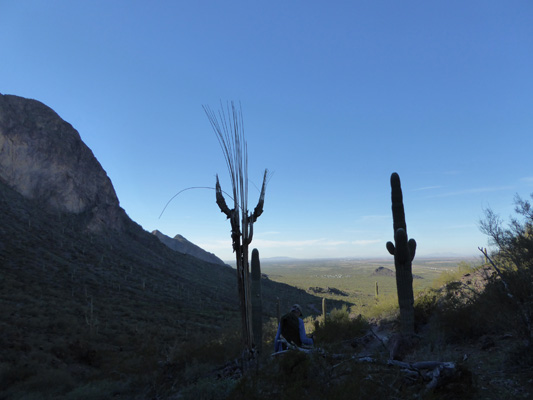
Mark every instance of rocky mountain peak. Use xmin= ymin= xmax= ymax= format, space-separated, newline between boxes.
xmin=152 ymin=230 xmax=227 ymax=266
xmin=0 ymin=93 xmax=126 ymax=231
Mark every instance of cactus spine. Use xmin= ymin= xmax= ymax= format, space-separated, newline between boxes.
xmin=251 ymin=248 xmax=263 ymax=356
xmin=386 ymin=172 xmax=416 ymax=334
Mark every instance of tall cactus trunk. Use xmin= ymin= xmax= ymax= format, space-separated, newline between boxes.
xmin=251 ymin=248 xmax=263 ymax=356
xmin=386 ymin=172 xmax=416 ymax=335
xmin=276 ymin=297 xmax=281 ymax=325
xmin=322 ymin=298 xmax=327 ymax=325
xmin=205 ymin=102 xmax=268 ymax=361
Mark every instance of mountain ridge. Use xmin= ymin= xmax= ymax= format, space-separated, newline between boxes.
xmin=152 ymin=230 xmax=226 ymax=266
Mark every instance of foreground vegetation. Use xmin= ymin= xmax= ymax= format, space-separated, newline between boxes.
xmin=2 ymin=182 xmax=533 ymax=399
xmin=0 ymin=181 xmax=320 ymax=399
xmin=194 ymin=193 xmax=533 ymax=399
xmin=220 ymin=256 xmax=532 ymax=400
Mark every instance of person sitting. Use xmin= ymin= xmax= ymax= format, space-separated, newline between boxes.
xmin=274 ymin=304 xmax=314 ymax=352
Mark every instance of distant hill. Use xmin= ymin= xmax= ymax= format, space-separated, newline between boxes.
xmin=152 ymin=230 xmax=226 ymax=266
xmin=372 ymin=266 xmax=395 ymax=277
xmin=372 ymin=266 xmax=423 ymax=279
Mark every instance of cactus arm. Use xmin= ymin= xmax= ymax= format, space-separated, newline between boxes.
xmin=251 ymin=169 xmax=268 ymax=223
xmin=408 ymin=239 xmax=417 ymax=261
xmin=386 ymin=241 xmax=395 ymax=255
xmin=215 ymin=174 xmax=232 ymax=218
xmin=244 ymin=217 xmax=253 ymax=246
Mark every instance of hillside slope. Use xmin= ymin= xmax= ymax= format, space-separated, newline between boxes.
xmin=0 ymin=94 xmax=321 ymax=398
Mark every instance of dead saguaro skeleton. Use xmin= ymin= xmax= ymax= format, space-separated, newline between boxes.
xmin=204 ymin=102 xmax=268 ymax=357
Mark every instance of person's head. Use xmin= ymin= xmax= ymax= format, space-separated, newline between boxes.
xmin=290 ymin=304 xmax=303 ymax=317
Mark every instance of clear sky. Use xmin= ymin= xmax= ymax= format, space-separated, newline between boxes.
xmin=1 ymin=1 xmax=532 ymax=261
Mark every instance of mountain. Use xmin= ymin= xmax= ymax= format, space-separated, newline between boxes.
xmin=0 ymin=93 xmax=126 ymax=231
xmin=0 ymin=93 xmax=323 ymax=399
xmin=152 ymin=230 xmax=227 ymax=266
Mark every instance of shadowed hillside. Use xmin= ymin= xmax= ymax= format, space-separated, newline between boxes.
xmin=0 ymin=177 xmax=326 ymax=398
xmin=0 ymin=94 xmax=325 ymax=398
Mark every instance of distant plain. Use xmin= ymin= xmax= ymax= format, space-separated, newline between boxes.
xmin=258 ymin=256 xmax=481 ymax=315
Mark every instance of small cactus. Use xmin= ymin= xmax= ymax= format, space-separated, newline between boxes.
xmin=386 ymin=172 xmax=416 ymax=334
xmin=251 ymin=248 xmax=262 ymax=356
xmin=322 ymin=298 xmax=327 ymax=325
xmin=276 ymin=297 xmax=280 ymax=325
xmin=375 ymin=281 xmax=379 ymax=297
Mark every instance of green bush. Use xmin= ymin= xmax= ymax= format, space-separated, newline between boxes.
xmin=314 ymin=305 xmax=368 ymax=347
xmin=480 ymin=193 xmax=533 ymax=342
xmin=366 ymin=293 xmax=400 ymax=322
xmin=414 ymin=288 xmax=440 ymax=326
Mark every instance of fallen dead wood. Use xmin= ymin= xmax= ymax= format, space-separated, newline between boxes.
xmin=354 ymin=357 xmax=457 ymax=393
xmin=272 ymin=346 xmax=459 ymax=393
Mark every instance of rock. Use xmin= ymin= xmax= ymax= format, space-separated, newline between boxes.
xmin=0 ymin=93 xmax=126 ymax=231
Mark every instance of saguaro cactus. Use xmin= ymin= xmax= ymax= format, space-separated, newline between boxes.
xmin=276 ymin=297 xmax=281 ymax=325
xmin=322 ymin=298 xmax=327 ymax=325
xmin=386 ymin=172 xmax=416 ymax=334
xmin=251 ymin=248 xmax=263 ymax=356
xmin=205 ymin=102 xmax=268 ymax=358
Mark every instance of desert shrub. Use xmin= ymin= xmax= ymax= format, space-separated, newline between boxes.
xmin=414 ymin=281 xmax=493 ymax=342
xmin=0 ymin=362 xmax=36 ymax=389
xmin=314 ymin=305 xmax=368 ymax=346
xmin=262 ymin=317 xmax=282 ymax=356
xmin=150 ymin=326 xmax=244 ymax=397
xmin=21 ymin=369 xmax=76 ymax=398
xmin=366 ymin=293 xmax=400 ymax=321
xmin=63 ymin=380 xmax=129 ymax=400
xmin=431 ymin=261 xmax=477 ymax=289
xmin=167 ymin=327 xmax=242 ymax=368
xmin=230 ymin=352 xmax=330 ymax=400
xmin=414 ymin=288 xmax=440 ymax=326
xmin=230 ymin=351 xmax=425 ymax=400
xmin=180 ymin=377 xmax=236 ymax=400
xmin=414 ymin=268 xmax=525 ymax=343
xmin=480 ymin=193 xmax=533 ymax=343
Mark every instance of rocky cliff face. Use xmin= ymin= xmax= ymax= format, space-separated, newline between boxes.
xmin=152 ymin=230 xmax=227 ymax=266
xmin=0 ymin=93 xmax=126 ymax=231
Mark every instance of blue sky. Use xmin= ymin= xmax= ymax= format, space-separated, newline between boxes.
xmin=1 ymin=1 xmax=532 ymax=261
